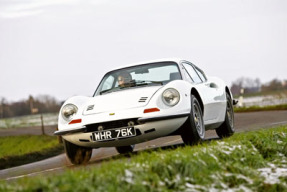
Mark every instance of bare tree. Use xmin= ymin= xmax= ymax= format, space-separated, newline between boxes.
xmin=0 ymin=97 xmax=4 ymax=118
xmin=262 ymin=78 xmax=283 ymax=92
xmin=231 ymin=77 xmax=261 ymax=96
xmin=0 ymin=95 xmax=61 ymax=118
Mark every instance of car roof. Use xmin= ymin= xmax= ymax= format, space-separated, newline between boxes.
xmin=110 ymin=58 xmax=184 ymax=71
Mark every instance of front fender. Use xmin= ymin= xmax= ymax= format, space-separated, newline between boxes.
xmin=58 ymin=96 xmax=90 ymax=129
xmin=146 ymin=80 xmax=193 ymax=114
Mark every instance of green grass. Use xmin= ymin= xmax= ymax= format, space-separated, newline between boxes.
xmin=1 ymin=126 xmax=287 ymax=191
xmin=234 ymin=104 xmax=287 ymax=113
xmin=0 ymin=135 xmax=63 ymax=169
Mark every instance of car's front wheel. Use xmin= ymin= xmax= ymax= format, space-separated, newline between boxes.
xmin=116 ymin=145 xmax=134 ymax=154
xmin=63 ymin=139 xmax=92 ymax=165
xmin=215 ymin=93 xmax=235 ymax=138
xmin=181 ymin=95 xmax=205 ymax=145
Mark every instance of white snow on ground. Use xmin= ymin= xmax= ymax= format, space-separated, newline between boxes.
xmin=209 ymin=185 xmax=253 ymax=192
xmin=258 ymin=166 xmax=287 ymax=184
xmin=124 ymin=169 xmax=134 ymax=184
xmin=216 ymin=141 xmax=244 ymax=155
xmin=185 ymin=183 xmax=207 ymax=192
xmin=209 ymin=153 xmax=219 ymax=161
xmin=223 ymin=173 xmax=254 ymax=184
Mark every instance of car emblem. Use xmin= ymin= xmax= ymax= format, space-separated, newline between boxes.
xmin=98 ymin=125 xmax=104 ymax=131
xmin=109 ymin=113 xmax=115 ymax=116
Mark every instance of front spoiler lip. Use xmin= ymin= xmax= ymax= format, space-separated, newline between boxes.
xmin=54 ymin=126 xmax=86 ymax=136
xmin=54 ymin=113 xmax=190 ymax=136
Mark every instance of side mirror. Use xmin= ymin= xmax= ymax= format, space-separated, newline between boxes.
xmin=209 ymin=82 xmax=218 ymax=88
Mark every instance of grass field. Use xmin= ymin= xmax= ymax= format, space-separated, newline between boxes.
xmin=0 ymin=126 xmax=286 ymax=191
xmin=234 ymin=104 xmax=287 ymax=113
xmin=0 ymin=135 xmax=63 ymax=169
xmin=0 ymin=113 xmax=58 ymax=129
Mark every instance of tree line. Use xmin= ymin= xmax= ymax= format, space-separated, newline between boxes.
xmin=1 ymin=78 xmax=286 ymax=118
xmin=0 ymin=95 xmax=61 ymax=118
xmin=231 ymin=78 xmax=287 ymax=96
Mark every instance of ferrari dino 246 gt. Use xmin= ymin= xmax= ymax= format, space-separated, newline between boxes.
xmin=55 ymin=59 xmax=236 ymax=164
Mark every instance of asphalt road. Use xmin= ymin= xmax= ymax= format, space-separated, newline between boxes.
xmin=1 ymin=110 xmax=287 ymax=180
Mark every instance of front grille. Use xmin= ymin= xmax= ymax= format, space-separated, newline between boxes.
xmin=87 ymin=105 xmax=94 ymax=111
xmin=86 ymin=118 xmax=139 ymax=132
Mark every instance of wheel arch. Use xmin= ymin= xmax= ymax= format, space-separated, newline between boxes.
xmin=190 ymin=88 xmax=204 ymax=115
xmin=225 ymin=86 xmax=232 ymax=98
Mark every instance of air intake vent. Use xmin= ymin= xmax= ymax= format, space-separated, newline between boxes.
xmin=138 ymin=97 xmax=148 ymax=102
xmin=87 ymin=105 xmax=94 ymax=111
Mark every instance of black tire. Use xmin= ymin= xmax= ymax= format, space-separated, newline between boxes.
xmin=181 ymin=95 xmax=205 ymax=145
xmin=216 ymin=93 xmax=235 ymax=138
xmin=116 ymin=145 xmax=135 ymax=154
xmin=63 ymin=139 xmax=92 ymax=165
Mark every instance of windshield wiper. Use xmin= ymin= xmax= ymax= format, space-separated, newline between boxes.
xmin=100 ymin=80 xmax=163 ymax=95
xmin=136 ymin=80 xmax=163 ymax=85
xmin=100 ymin=85 xmax=133 ymax=95
xmin=100 ymin=87 xmax=119 ymax=95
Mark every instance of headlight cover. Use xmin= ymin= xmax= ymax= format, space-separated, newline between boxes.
xmin=61 ymin=104 xmax=78 ymax=121
xmin=162 ymin=88 xmax=180 ymax=106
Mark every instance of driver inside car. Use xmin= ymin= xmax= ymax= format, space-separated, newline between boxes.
xmin=117 ymin=72 xmax=133 ymax=87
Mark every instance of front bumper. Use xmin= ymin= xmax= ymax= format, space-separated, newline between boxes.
xmin=54 ymin=113 xmax=189 ymax=136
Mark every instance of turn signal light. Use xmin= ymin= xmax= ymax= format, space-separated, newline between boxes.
xmin=69 ymin=119 xmax=82 ymax=125
xmin=144 ymin=108 xmax=160 ymax=113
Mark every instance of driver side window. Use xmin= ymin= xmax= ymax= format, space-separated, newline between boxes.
xmin=101 ymin=75 xmax=115 ymax=91
xmin=182 ymin=63 xmax=202 ymax=83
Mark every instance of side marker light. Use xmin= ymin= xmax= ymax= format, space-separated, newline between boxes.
xmin=69 ymin=119 xmax=82 ymax=125
xmin=144 ymin=108 xmax=160 ymax=113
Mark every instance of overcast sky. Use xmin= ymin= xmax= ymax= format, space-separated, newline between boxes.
xmin=0 ymin=0 xmax=286 ymax=102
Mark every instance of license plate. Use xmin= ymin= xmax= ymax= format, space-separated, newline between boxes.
xmin=92 ymin=127 xmax=136 ymax=141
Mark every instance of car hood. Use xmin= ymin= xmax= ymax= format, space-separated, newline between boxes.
xmin=82 ymin=86 xmax=161 ymax=115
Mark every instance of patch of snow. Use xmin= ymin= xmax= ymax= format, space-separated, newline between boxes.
xmin=267 ymin=163 xmax=276 ymax=168
xmin=217 ymin=141 xmax=226 ymax=146
xmin=224 ymin=173 xmax=253 ymax=184
xmin=236 ymin=185 xmax=253 ymax=192
xmin=209 ymin=153 xmax=219 ymax=161
xmin=124 ymin=169 xmax=133 ymax=184
xmin=278 ymin=153 xmax=284 ymax=157
xmin=258 ymin=167 xmax=287 ymax=184
xmin=175 ymin=174 xmax=181 ymax=183
xmin=199 ymin=159 xmax=207 ymax=166
xmin=209 ymin=186 xmax=252 ymax=192
xmin=185 ymin=183 xmax=207 ymax=192
xmin=220 ymin=145 xmax=243 ymax=155
xmin=159 ymin=181 xmax=165 ymax=186
xmin=201 ymin=148 xmax=207 ymax=153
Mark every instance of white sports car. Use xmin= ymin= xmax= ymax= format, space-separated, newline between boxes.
xmin=55 ymin=58 xmax=236 ymax=164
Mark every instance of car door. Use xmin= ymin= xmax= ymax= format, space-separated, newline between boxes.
xmin=181 ymin=62 xmax=222 ymax=121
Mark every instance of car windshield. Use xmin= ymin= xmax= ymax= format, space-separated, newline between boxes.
xmin=94 ymin=62 xmax=181 ymax=96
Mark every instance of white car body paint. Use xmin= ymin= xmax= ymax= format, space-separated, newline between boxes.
xmin=56 ymin=58 xmax=232 ymax=148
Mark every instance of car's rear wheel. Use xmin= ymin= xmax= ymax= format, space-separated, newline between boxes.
xmin=215 ymin=93 xmax=235 ymax=138
xmin=181 ymin=95 xmax=205 ymax=145
xmin=116 ymin=145 xmax=134 ymax=154
xmin=63 ymin=139 xmax=92 ymax=165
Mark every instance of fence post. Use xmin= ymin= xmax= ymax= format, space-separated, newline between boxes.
xmin=238 ymin=88 xmax=244 ymax=107
xmin=40 ymin=114 xmax=45 ymax=135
